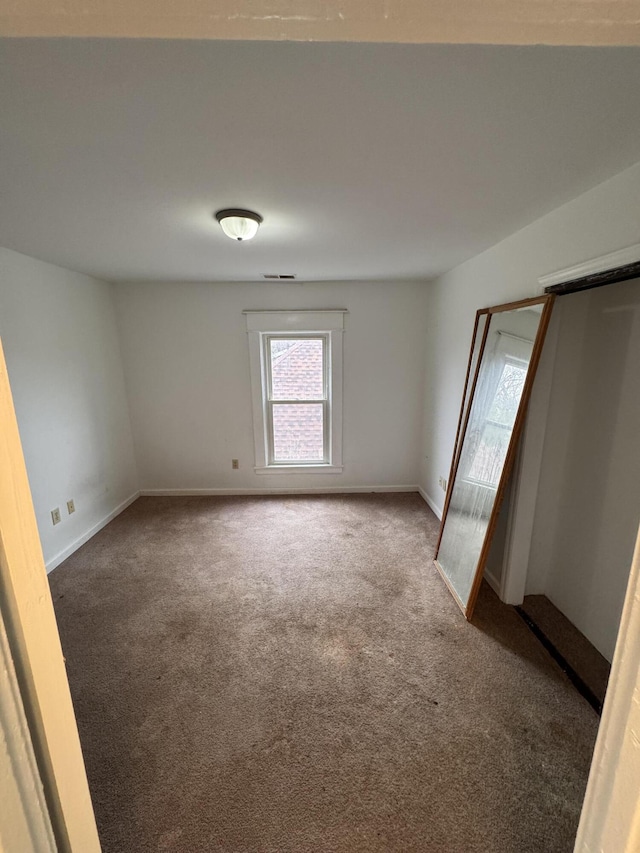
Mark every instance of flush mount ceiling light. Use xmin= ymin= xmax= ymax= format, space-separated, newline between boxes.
xmin=215 ymin=208 xmax=263 ymax=241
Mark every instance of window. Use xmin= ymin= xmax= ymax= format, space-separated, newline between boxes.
xmin=466 ymin=357 xmax=528 ymax=487
xmin=460 ymin=329 xmax=533 ymax=490
xmin=245 ymin=310 xmax=345 ymax=473
xmin=267 ymin=336 xmax=327 ymax=463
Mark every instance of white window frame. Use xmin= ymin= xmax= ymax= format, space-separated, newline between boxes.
xmin=264 ymin=334 xmax=329 ymax=466
xmin=244 ymin=310 xmax=346 ymax=474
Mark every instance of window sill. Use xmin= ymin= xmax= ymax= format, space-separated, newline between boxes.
xmin=254 ymin=464 xmax=343 ymax=475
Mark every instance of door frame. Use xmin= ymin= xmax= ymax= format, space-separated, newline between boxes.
xmin=574 ymin=522 xmax=640 ymax=851
xmin=0 ymin=339 xmax=101 ymax=851
xmin=500 ymin=243 xmax=640 ymax=605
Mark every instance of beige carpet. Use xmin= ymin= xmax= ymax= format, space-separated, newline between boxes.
xmin=49 ymin=494 xmax=599 ymax=852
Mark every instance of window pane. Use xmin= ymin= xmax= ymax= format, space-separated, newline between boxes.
xmin=270 ymin=338 xmax=324 ymax=400
xmin=272 ymin=403 xmax=324 ymax=462
xmin=487 ymin=362 xmax=527 ymax=425
xmin=467 ymin=361 xmax=527 ymax=486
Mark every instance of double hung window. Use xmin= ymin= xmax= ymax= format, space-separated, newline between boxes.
xmin=466 ymin=356 xmax=528 ymax=487
xmin=265 ymin=336 xmax=328 ymax=464
xmin=245 ymin=310 xmax=345 ymax=473
xmin=461 ymin=331 xmax=533 ymax=489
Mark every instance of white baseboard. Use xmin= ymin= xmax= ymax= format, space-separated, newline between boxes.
xmin=46 ymin=492 xmax=140 ymax=573
xmin=139 ymin=485 xmax=420 ymax=497
xmin=417 ymin=486 xmax=443 ymax=520
xmin=484 ymin=568 xmax=502 ymax=597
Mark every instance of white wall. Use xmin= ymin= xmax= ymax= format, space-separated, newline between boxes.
xmin=526 ymin=280 xmax=640 ymax=661
xmin=114 ymin=279 xmax=430 ymax=492
xmin=0 ymin=248 xmax=138 ymax=570
xmin=420 ymin=159 xmax=640 ymax=513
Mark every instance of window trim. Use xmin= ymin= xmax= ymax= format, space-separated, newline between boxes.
xmin=244 ymin=310 xmax=346 ymax=474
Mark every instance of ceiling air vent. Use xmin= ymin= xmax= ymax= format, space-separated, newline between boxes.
xmin=263 ymin=274 xmax=296 ymax=280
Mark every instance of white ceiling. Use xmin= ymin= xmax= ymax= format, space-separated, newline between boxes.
xmin=1 ymin=39 xmax=640 ymax=282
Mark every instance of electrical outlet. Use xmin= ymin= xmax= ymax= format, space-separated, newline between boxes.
xmin=231 ymin=459 xmax=239 ymax=470
xmin=438 ymin=476 xmax=448 ymax=492
xmin=51 ymin=508 xmax=61 ymax=525
xmin=67 ymin=499 xmax=75 ymax=514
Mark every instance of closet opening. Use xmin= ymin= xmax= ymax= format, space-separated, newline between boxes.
xmin=492 ymin=266 xmax=640 ymax=716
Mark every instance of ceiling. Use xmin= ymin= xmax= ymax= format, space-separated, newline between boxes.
xmin=1 ymin=39 xmax=640 ymax=282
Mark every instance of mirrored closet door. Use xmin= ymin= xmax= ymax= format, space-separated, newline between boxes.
xmin=434 ymin=295 xmax=555 ymax=619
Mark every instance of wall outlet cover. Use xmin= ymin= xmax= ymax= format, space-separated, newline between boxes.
xmin=67 ymin=499 xmax=75 ymax=514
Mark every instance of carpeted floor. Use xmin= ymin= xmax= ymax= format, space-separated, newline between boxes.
xmin=49 ymin=494 xmax=599 ymax=852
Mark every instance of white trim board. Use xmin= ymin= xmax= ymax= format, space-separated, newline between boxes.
xmin=243 ymin=309 xmax=348 ymax=332
xmin=242 ymin=308 xmax=348 ymax=316
xmin=254 ymin=465 xmax=344 ymax=475
xmin=45 ymin=492 xmax=140 ymax=573
xmin=538 ymin=242 xmax=640 ymax=289
xmin=140 ymin=486 xmax=420 ymax=497
xmin=484 ymin=568 xmax=502 ymax=597
xmin=418 ymin=487 xmax=443 ymax=520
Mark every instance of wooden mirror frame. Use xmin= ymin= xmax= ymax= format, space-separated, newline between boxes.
xmin=434 ymin=294 xmax=556 ymax=620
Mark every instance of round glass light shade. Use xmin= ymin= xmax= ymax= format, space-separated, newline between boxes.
xmin=215 ymin=209 xmax=262 ymax=241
